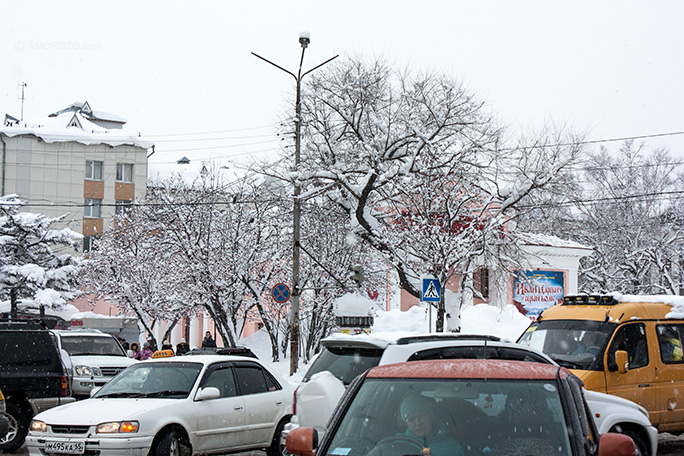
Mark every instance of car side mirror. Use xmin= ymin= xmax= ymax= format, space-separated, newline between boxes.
xmin=615 ymin=350 xmax=629 ymax=374
xmin=195 ymin=387 xmax=220 ymax=401
xmin=286 ymin=427 xmax=319 ymax=456
xmin=598 ymin=431 xmax=636 ymax=456
xmin=89 ymin=387 xmax=101 ymax=398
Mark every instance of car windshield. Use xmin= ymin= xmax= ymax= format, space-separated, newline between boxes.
xmin=517 ymin=320 xmax=615 ymax=371
xmin=324 ymin=378 xmax=572 ymax=456
xmin=61 ymin=335 xmax=126 ymax=356
xmin=303 ymin=346 xmax=384 ymax=385
xmin=94 ymin=362 xmax=203 ymax=399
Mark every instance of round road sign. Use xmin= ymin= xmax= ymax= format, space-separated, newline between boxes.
xmin=272 ymin=283 xmax=291 ymax=303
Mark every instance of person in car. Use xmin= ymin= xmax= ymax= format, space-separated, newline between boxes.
xmin=393 ymin=394 xmax=464 ymax=456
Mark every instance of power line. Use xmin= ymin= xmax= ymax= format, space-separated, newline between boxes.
xmin=15 ymin=188 xmax=684 ymax=212
xmin=142 ymin=124 xmax=278 ymax=138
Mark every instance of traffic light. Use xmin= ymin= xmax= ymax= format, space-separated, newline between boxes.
xmin=349 ymin=265 xmax=365 ymax=287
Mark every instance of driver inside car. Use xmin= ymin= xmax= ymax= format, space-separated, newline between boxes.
xmin=370 ymin=394 xmax=464 ymax=456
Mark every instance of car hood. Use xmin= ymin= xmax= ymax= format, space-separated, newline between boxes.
xmin=35 ymin=398 xmax=179 ymax=424
xmin=583 ymin=389 xmax=649 ymax=417
xmin=69 ymin=355 xmax=137 ymax=367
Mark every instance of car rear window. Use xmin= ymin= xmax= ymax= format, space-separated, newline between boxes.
xmin=303 ymin=346 xmax=384 ymax=385
xmin=407 ymin=346 xmax=551 ymax=364
xmin=0 ymin=332 xmax=57 ymax=366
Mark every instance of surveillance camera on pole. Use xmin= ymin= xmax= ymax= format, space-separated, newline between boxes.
xmin=350 ymin=265 xmax=365 ymax=287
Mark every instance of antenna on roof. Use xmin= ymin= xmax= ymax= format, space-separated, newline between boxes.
xmin=17 ymin=82 xmax=27 ymax=121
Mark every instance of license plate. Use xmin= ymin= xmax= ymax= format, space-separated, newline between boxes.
xmin=44 ymin=440 xmax=85 ymax=454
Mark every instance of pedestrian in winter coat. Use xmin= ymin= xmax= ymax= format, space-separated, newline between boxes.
xmin=135 ymin=342 xmax=153 ymax=360
xmin=176 ymin=338 xmax=190 ymax=355
xmin=161 ymin=339 xmax=174 ymax=353
xmin=128 ymin=342 xmax=140 ymax=358
xmin=202 ymin=331 xmax=216 ymax=348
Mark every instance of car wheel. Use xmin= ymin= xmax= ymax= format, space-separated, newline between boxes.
xmin=152 ymin=429 xmax=186 ymax=456
xmin=610 ymin=426 xmax=649 ymax=456
xmin=0 ymin=401 xmax=30 ymax=453
xmin=267 ymin=419 xmax=289 ymax=456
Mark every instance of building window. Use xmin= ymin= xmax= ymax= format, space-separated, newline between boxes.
xmin=116 ymin=163 xmax=133 ymax=183
xmin=85 ymin=160 xmax=103 ymax=180
xmin=115 ymin=200 xmax=132 ymax=215
xmin=83 ymin=235 xmax=99 ymax=252
xmin=84 ymin=198 xmax=102 ymax=218
xmin=474 ymin=267 xmax=490 ymax=299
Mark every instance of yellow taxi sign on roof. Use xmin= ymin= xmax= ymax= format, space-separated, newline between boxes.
xmin=152 ymin=349 xmax=175 ymax=358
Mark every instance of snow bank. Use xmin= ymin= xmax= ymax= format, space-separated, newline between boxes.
xmin=334 ymin=294 xmax=373 ymax=316
xmin=460 ymin=303 xmax=532 ymax=342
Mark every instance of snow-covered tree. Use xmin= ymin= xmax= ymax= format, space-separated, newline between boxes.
xmin=78 ymin=203 xmax=193 ymax=346
xmin=290 ymin=58 xmax=584 ymax=330
xmin=569 ymin=142 xmax=681 ymax=293
xmin=0 ymin=195 xmax=82 ymax=317
xmin=297 ymin=196 xmax=385 ymax=362
xmin=517 ymin=140 xmax=684 ymax=294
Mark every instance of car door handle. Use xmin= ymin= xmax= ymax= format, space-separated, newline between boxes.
xmin=275 ymin=400 xmax=283 ymax=405
xmin=234 ymin=406 xmax=244 ymax=411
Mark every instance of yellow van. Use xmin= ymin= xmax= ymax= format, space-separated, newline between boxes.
xmin=517 ymin=294 xmax=684 ymax=434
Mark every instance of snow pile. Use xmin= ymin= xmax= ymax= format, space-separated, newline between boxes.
xmin=0 ymin=299 xmax=80 ymax=320
xmin=334 ymin=294 xmax=374 ymax=316
xmin=460 ymin=303 xmax=534 ymax=342
xmin=371 ymin=305 xmax=431 ymax=334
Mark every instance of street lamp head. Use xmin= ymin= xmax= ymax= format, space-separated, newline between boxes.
xmin=299 ymin=31 xmax=310 ymax=49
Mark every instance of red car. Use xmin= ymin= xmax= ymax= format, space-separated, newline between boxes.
xmin=287 ymin=359 xmax=635 ymax=456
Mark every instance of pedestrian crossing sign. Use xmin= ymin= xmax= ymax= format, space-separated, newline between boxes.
xmin=422 ymin=278 xmax=441 ymax=302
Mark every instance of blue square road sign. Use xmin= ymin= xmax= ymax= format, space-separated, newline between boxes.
xmin=422 ymin=278 xmax=441 ymax=302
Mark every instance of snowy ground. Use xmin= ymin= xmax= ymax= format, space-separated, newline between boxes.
xmin=242 ymin=303 xmax=534 ymax=384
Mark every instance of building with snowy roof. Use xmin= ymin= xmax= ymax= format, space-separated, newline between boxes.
xmin=393 ymin=230 xmax=594 ymax=325
xmin=0 ymin=101 xmax=153 ymax=251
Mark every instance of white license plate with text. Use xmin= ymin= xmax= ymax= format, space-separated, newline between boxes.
xmin=44 ymin=440 xmax=85 ymax=454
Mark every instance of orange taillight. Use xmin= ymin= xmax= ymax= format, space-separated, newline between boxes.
xmin=61 ymin=375 xmax=68 ymax=397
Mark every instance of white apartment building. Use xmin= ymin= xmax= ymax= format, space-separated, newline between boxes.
xmin=1 ymin=101 xmax=152 ymax=251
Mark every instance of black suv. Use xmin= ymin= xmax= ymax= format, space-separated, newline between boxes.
xmin=0 ymin=320 xmax=74 ymax=452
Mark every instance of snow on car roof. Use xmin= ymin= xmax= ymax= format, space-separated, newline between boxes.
xmin=609 ymin=292 xmax=684 ymax=319
xmin=367 ymin=359 xmax=565 ymax=380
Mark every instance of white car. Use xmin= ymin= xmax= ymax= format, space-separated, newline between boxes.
xmin=26 ymin=355 xmax=294 ymax=456
xmin=50 ymin=329 xmax=137 ymax=398
xmin=285 ymin=333 xmax=657 ymax=456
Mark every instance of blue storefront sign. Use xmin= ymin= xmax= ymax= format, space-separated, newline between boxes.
xmin=513 ymin=270 xmax=565 ymax=318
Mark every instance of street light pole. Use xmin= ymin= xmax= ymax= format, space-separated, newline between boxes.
xmin=252 ymin=33 xmax=338 ymax=375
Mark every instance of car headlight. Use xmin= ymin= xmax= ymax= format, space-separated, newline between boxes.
xmin=30 ymin=420 xmax=47 ymax=433
xmin=74 ymin=365 xmax=102 ymax=377
xmin=96 ymin=421 xmax=139 ymax=433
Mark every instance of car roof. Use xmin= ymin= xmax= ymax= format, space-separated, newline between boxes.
xmin=379 ymin=337 xmax=555 ymax=364
xmin=51 ymin=329 xmax=111 ymax=337
xmin=367 ymin=359 xmax=567 ymax=381
xmin=136 ymin=354 xmax=274 ymax=369
xmin=321 ymin=333 xmax=505 ymax=350
xmin=135 ymin=354 xmax=291 ymax=386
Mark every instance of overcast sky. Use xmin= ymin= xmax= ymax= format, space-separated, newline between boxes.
xmin=2 ymin=1 xmax=683 ymax=178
